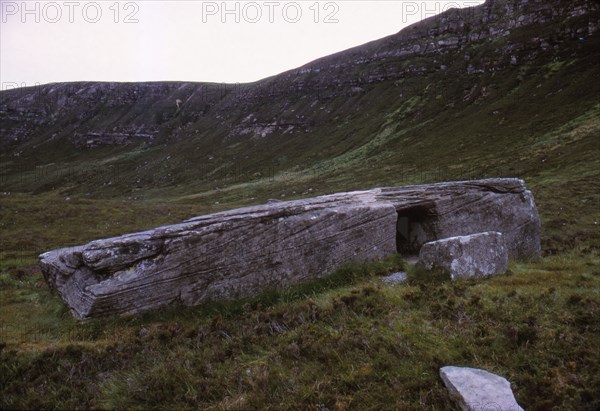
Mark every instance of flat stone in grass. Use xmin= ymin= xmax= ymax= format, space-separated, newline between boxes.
xmin=381 ymin=272 xmax=407 ymax=285
xmin=440 ymin=366 xmax=524 ymax=411
xmin=418 ymin=231 xmax=508 ymax=280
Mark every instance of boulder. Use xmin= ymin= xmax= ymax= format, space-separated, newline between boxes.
xmin=41 ymin=191 xmax=398 ymax=319
xmin=418 ymin=231 xmax=509 ymax=280
xmin=440 ymin=366 xmax=524 ymax=411
xmin=40 ymin=178 xmax=541 ymax=318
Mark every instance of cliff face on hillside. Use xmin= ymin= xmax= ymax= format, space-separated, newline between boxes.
xmin=0 ymin=0 xmax=598 ymax=199
xmin=1 ymin=0 xmax=596 ymax=149
xmin=255 ymin=0 xmax=597 ymax=92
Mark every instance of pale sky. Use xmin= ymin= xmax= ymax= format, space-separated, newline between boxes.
xmin=0 ymin=0 xmax=484 ymax=87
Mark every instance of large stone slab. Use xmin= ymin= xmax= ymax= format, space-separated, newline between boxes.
xmin=440 ymin=366 xmax=524 ymax=411
xmin=418 ymin=232 xmax=509 ymax=280
xmin=41 ymin=191 xmax=398 ymax=319
xmin=40 ymin=178 xmax=541 ymax=318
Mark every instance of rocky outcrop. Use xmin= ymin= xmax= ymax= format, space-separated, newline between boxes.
xmin=440 ymin=366 xmax=524 ymax=411
xmin=40 ymin=178 xmax=541 ymax=319
xmin=418 ymin=232 xmax=509 ymax=280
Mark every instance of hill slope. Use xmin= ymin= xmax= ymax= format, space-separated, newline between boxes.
xmin=1 ymin=0 xmax=598 ymax=199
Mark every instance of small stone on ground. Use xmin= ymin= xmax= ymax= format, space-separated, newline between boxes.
xmin=440 ymin=366 xmax=524 ymax=411
xmin=381 ymin=272 xmax=407 ymax=285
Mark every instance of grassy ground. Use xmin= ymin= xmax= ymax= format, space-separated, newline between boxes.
xmin=1 ymin=120 xmax=599 ymax=410
xmin=1 ymin=159 xmax=599 ymax=409
xmin=0 ymin=102 xmax=599 ymax=408
xmin=1 ymin=251 xmax=598 ymax=410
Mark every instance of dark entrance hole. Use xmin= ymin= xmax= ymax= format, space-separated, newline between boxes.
xmin=396 ymin=205 xmax=435 ymax=255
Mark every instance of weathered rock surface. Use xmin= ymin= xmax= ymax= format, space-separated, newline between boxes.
xmin=40 ymin=178 xmax=541 ymax=319
xmin=380 ymin=180 xmax=541 ymax=260
xmin=418 ymin=232 xmax=509 ymax=280
xmin=440 ymin=366 xmax=524 ymax=411
xmin=42 ymin=191 xmax=397 ymax=319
